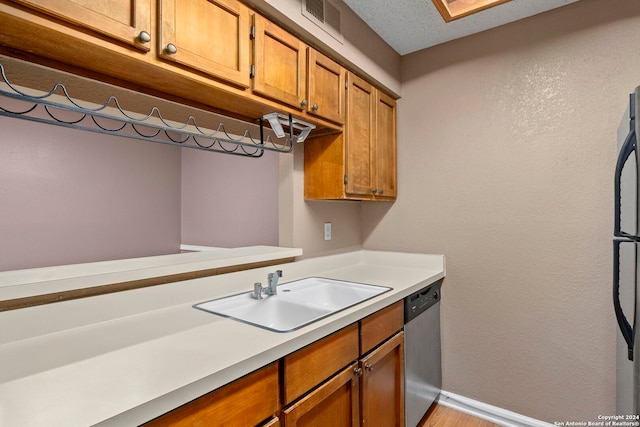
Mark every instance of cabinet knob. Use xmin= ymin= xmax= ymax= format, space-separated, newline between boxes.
xmin=378 ymin=190 xmax=384 ymax=195
xmin=300 ymin=99 xmax=308 ymax=108
xmin=138 ymin=31 xmax=151 ymax=43
xmin=353 ymin=366 xmax=363 ymax=377
xmin=165 ymin=43 xmax=178 ymax=55
xmin=312 ymin=103 xmax=319 ymax=111
xmin=371 ymin=188 xmax=378 ymax=194
xmin=365 ymin=363 xmax=373 ymax=371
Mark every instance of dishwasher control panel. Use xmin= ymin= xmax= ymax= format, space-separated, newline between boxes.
xmin=404 ymin=279 xmax=442 ymax=323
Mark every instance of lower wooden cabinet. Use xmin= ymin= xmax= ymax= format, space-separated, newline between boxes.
xmin=142 ymin=302 xmax=404 ymax=427
xmin=283 ymin=323 xmax=359 ymax=404
xmin=282 ymin=362 xmax=360 ymax=427
xmin=262 ymin=417 xmax=281 ymax=427
xmin=360 ymin=332 xmax=405 ymax=427
xmin=143 ymin=362 xmax=279 ymax=427
xmin=283 ymin=302 xmax=405 ymax=427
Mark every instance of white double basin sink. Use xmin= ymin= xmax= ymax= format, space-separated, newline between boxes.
xmin=194 ymin=277 xmax=391 ymax=332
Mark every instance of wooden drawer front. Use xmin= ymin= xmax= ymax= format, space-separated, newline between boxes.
xmin=282 ymin=362 xmax=360 ymax=427
xmin=144 ymin=362 xmax=279 ymax=427
xmin=261 ymin=416 xmax=280 ymax=427
xmin=283 ymin=323 xmax=359 ymax=404
xmin=360 ymin=301 xmax=403 ymax=355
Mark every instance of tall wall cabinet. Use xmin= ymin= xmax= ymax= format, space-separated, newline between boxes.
xmin=304 ymin=72 xmax=397 ymax=201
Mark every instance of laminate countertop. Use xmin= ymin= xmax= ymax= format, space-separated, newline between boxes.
xmin=0 ymin=249 xmax=445 ymax=426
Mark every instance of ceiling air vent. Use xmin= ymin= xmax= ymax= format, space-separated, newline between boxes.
xmin=302 ymin=0 xmax=343 ymax=43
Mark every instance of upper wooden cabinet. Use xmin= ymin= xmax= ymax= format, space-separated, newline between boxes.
xmin=374 ymin=90 xmax=398 ymax=198
xmin=9 ymin=0 xmax=152 ymax=51
xmin=251 ymin=14 xmax=307 ymax=110
xmin=304 ymin=72 xmax=397 ymax=201
xmin=306 ymin=47 xmax=345 ymax=124
xmin=158 ymin=0 xmax=251 ymax=88
xmin=345 ymin=73 xmax=397 ymax=200
xmin=345 ymin=73 xmax=376 ymax=197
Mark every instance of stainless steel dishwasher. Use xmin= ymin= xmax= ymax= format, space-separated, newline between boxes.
xmin=404 ymin=279 xmax=442 ymax=427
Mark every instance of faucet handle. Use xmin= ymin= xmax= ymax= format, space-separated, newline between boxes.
xmin=251 ymin=282 xmax=263 ymax=299
xmin=276 ymin=270 xmax=282 ymax=278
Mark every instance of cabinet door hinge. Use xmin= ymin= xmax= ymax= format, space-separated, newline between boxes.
xmin=250 ymin=25 xmax=256 ymax=40
xmin=250 ymin=64 xmax=255 ymax=79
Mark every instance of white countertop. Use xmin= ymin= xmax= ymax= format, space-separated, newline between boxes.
xmin=0 ymin=250 xmax=445 ymax=426
xmin=0 ymin=246 xmax=302 ymax=301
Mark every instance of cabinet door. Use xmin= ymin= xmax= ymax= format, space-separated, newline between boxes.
xmin=345 ymin=72 xmax=375 ymax=198
xmin=10 ymin=0 xmax=151 ymax=50
xmin=374 ymin=91 xmax=397 ymax=199
xmin=360 ymin=332 xmax=405 ymax=427
xmin=282 ymin=363 xmax=360 ymax=427
xmin=144 ymin=363 xmax=279 ymax=427
xmin=307 ymin=48 xmax=345 ymax=124
xmin=159 ymin=0 xmax=251 ymax=88
xmin=252 ymin=14 xmax=307 ymax=109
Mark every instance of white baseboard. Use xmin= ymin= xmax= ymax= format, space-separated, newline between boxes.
xmin=438 ymin=391 xmax=554 ymax=427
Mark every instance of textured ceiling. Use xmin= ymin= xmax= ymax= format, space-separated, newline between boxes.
xmin=341 ymin=0 xmax=582 ymax=55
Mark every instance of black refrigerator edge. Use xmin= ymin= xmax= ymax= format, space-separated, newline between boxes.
xmin=614 ymin=86 xmax=640 ymax=416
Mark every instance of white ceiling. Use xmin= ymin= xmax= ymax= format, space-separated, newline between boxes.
xmin=340 ymin=0 xmax=582 ymax=55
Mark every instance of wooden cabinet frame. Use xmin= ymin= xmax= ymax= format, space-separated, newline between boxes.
xmin=10 ymin=0 xmax=151 ymax=50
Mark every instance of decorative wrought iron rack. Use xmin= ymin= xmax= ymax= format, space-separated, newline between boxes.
xmin=0 ymin=63 xmax=315 ymax=158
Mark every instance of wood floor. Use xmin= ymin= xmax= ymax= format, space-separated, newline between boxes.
xmin=417 ymin=404 xmax=502 ymax=427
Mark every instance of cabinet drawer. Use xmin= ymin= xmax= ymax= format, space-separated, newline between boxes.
xmin=360 ymin=301 xmax=403 ymax=355
xmin=144 ymin=362 xmax=279 ymax=427
xmin=283 ymin=323 xmax=359 ymax=404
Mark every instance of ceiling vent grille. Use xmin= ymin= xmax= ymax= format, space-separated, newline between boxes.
xmin=305 ymin=0 xmax=325 ymax=22
xmin=302 ymin=0 xmax=343 ymax=43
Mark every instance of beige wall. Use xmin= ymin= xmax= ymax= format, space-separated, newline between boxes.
xmin=0 ymin=116 xmax=182 ymax=271
xmin=279 ymin=145 xmax=362 ymax=258
xmin=362 ymin=0 xmax=640 ymax=421
xmin=181 ymin=149 xmax=279 ymax=248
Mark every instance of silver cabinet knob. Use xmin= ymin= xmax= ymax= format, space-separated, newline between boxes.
xmin=378 ymin=190 xmax=384 ymax=195
xmin=365 ymin=363 xmax=373 ymax=371
xmin=165 ymin=43 xmax=178 ymax=54
xmin=300 ymin=99 xmax=308 ymax=108
xmin=371 ymin=188 xmax=378 ymax=194
xmin=312 ymin=103 xmax=318 ymax=111
xmin=138 ymin=31 xmax=151 ymax=43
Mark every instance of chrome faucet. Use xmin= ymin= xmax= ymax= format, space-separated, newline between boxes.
xmin=266 ymin=270 xmax=282 ymax=296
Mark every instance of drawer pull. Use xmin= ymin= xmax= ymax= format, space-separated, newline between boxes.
xmin=138 ymin=31 xmax=151 ymax=43
xmin=165 ymin=43 xmax=178 ymax=55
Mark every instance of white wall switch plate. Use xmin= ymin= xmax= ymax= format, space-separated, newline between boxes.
xmin=324 ymin=222 xmax=332 ymax=240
